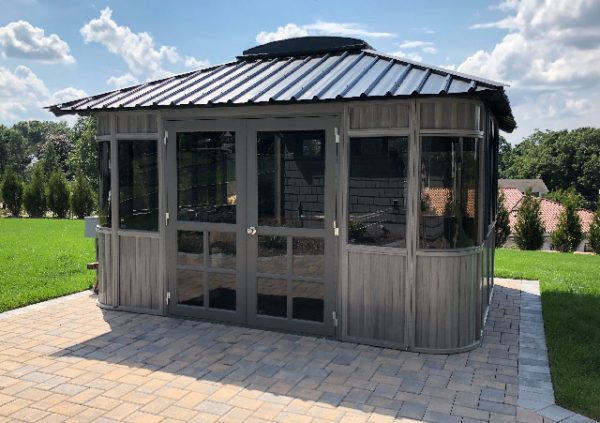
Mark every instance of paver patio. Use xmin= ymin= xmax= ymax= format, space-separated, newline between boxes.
xmin=0 ymin=279 xmax=594 ymax=422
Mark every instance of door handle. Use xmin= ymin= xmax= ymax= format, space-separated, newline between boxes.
xmin=246 ymin=226 xmax=257 ymax=236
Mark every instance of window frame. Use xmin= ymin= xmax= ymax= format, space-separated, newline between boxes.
xmin=417 ymin=134 xmax=483 ymax=251
xmin=117 ymin=138 xmax=160 ymax=232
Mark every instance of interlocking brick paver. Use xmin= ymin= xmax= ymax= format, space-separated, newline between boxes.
xmin=0 ymin=281 xmax=591 ymax=423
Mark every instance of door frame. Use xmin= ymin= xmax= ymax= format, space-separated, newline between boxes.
xmin=165 ymin=118 xmax=247 ymax=324
xmin=245 ymin=117 xmax=338 ymax=337
xmin=165 ymin=116 xmax=339 ymax=337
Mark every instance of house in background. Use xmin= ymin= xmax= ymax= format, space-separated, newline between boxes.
xmin=501 ymin=187 xmax=594 ymax=252
xmin=499 ymin=178 xmax=548 ymax=197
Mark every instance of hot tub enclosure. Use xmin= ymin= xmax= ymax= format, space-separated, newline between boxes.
xmin=49 ymin=37 xmax=515 ymax=353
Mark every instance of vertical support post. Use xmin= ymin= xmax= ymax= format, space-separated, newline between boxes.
xmin=338 ymin=106 xmax=350 ymax=340
xmin=274 ymin=134 xmax=282 ymax=225
xmin=110 ymin=113 xmax=119 ymax=308
xmin=157 ymin=112 xmax=166 ymax=315
xmin=405 ymin=99 xmax=419 ymax=349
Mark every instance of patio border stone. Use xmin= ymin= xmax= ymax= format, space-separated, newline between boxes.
xmin=508 ymin=278 xmax=597 ymax=423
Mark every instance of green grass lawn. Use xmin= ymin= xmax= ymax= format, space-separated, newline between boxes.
xmin=495 ymin=248 xmax=600 ymax=420
xmin=0 ymin=218 xmax=95 ymax=313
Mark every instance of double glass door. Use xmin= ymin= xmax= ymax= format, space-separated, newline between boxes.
xmin=166 ymin=118 xmax=336 ymax=336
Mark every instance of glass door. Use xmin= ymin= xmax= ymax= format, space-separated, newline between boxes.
xmin=166 ymin=120 xmax=246 ymax=323
xmin=246 ymin=118 xmax=337 ymax=336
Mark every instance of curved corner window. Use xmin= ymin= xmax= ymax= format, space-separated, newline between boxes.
xmin=420 ymin=136 xmax=479 ymax=249
xmin=98 ymin=141 xmax=111 ymax=228
xmin=118 ymin=139 xmax=158 ymax=231
xmin=348 ymin=136 xmax=409 ymax=247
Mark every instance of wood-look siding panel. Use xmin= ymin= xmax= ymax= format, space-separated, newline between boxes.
xmin=420 ymin=101 xmax=481 ymax=131
xmin=415 ymin=253 xmax=480 ymax=349
xmin=97 ymin=231 xmax=113 ymax=306
xmin=96 ymin=115 xmax=110 ymax=136
xmin=116 ymin=114 xmax=158 ymax=134
xmin=119 ymin=235 xmax=160 ymax=310
xmin=347 ymin=250 xmax=406 ymax=345
xmin=349 ymin=104 xmax=410 ymax=129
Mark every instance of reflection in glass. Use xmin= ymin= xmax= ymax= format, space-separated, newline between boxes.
xmin=118 ymin=140 xmax=158 ymax=231
xmin=98 ymin=141 xmax=111 ymax=227
xmin=292 ymin=238 xmax=324 ymax=278
xmin=177 ymin=269 xmax=204 ymax=306
xmin=177 ymin=132 xmax=236 ymax=223
xmin=208 ymin=273 xmax=236 ymax=310
xmin=292 ymin=282 xmax=324 ymax=322
xmin=258 ymin=236 xmax=287 ymax=274
xmin=177 ymin=231 xmax=204 ymax=266
xmin=208 ymin=232 xmax=236 ymax=269
xmin=257 ymin=131 xmax=325 ymax=228
xmin=257 ymin=278 xmax=287 ymax=318
xmin=348 ymin=137 xmax=408 ymax=247
xmin=420 ymin=137 xmax=479 ymax=249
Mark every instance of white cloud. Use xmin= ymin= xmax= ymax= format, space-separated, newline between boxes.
xmin=397 ymin=40 xmax=437 ymax=56
xmin=412 ymin=26 xmax=436 ymax=35
xmin=398 ymin=40 xmax=434 ymax=49
xmin=107 ymin=73 xmax=139 ymax=89
xmin=388 ymin=50 xmax=423 ymax=62
xmin=459 ymin=0 xmax=600 ymax=142
xmin=184 ymin=56 xmax=210 ymax=69
xmin=81 ymin=7 xmax=208 ymax=81
xmin=0 ymin=65 xmax=84 ymax=122
xmin=51 ymin=87 xmax=87 ymax=104
xmin=256 ymin=21 xmax=395 ymax=44
xmin=0 ymin=20 xmax=74 ymax=63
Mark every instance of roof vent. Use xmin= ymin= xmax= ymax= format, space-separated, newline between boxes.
xmin=240 ymin=36 xmax=372 ymax=59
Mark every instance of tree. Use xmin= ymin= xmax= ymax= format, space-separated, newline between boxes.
xmin=589 ymin=201 xmax=600 ymax=254
xmin=498 ymin=136 xmax=513 ymax=178
xmin=47 ymin=172 xmax=70 ymax=218
xmin=23 ymin=165 xmax=47 ymax=217
xmin=551 ymin=192 xmax=583 ymax=252
xmin=1 ymin=168 xmax=23 ymax=216
xmin=546 ymin=187 xmax=585 ymax=208
xmin=495 ymin=190 xmax=511 ymax=247
xmin=67 ymin=116 xmax=98 ymax=189
xmin=70 ymin=169 xmax=94 ymax=218
xmin=0 ymin=126 xmax=30 ymax=177
xmin=38 ymin=132 xmax=72 ymax=175
xmin=513 ymin=189 xmax=545 ymax=250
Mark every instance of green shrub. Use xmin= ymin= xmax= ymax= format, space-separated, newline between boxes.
xmin=1 ymin=168 xmax=23 ymax=216
xmin=47 ymin=172 xmax=70 ymax=218
xmin=514 ymin=189 xmax=545 ymax=250
xmin=70 ymin=170 xmax=94 ymax=219
xmin=588 ymin=202 xmax=600 ymax=254
xmin=495 ymin=190 xmax=511 ymax=247
xmin=22 ymin=166 xmax=47 ymax=218
xmin=550 ymin=192 xmax=583 ymax=252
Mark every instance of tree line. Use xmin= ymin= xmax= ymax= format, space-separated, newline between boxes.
xmin=0 ymin=117 xmax=97 ymax=219
xmin=495 ymin=189 xmax=600 ymax=254
xmin=499 ymin=127 xmax=600 ymax=210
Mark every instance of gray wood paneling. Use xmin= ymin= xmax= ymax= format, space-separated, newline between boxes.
xmin=349 ymin=103 xmax=409 ymax=129
xmin=346 ymin=250 xmax=406 ymax=346
xmin=97 ymin=230 xmax=113 ymax=306
xmin=420 ymin=101 xmax=481 ymax=131
xmin=415 ymin=252 xmax=480 ymax=350
xmin=119 ymin=234 xmax=160 ymax=310
xmin=96 ymin=115 xmax=110 ymax=136
xmin=116 ymin=114 xmax=158 ymax=134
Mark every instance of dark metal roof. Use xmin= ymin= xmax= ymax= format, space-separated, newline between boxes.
xmin=47 ymin=37 xmax=516 ymax=132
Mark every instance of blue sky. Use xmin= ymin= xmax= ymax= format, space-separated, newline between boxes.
xmin=1 ymin=0 xmax=599 ymax=143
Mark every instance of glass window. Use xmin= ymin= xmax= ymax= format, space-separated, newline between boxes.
xmin=98 ymin=141 xmax=111 ymax=227
xmin=257 ymin=131 xmax=325 ymax=228
xmin=348 ymin=136 xmax=409 ymax=247
xmin=420 ymin=137 xmax=479 ymax=249
xmin=177 ymin=132 xmax=236 ymax=223
xmin=118 ymin=140 xmax=158 ymax=231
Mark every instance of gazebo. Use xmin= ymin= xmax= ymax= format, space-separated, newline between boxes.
xmin=49 ymin=36 xmax=515 ymax=353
